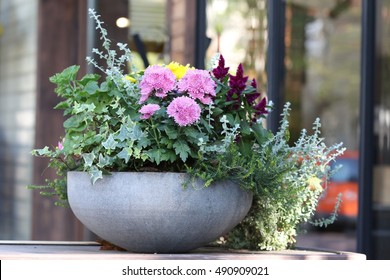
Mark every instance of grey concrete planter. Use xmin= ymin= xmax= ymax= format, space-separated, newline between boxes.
xmin=67 ymin=171 xmax=253 ymax=253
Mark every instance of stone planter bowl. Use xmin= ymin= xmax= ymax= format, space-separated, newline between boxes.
xmin=67 ymin=171 xmax=253 ymax=253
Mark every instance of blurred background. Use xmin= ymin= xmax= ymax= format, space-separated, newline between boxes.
xmin=0 ymin=0 xmax=389 ymax=259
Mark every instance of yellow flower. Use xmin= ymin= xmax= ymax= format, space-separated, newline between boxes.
xmin=307 ymin=176 xmax=323 ymax=191
xmin=166 ymin=62 xmax=192 ymax=80
xmin=125 ymin=75 xmax=137 ymax=83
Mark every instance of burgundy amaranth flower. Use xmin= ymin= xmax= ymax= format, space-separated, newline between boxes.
xmin=177 ymin=69 xmax=216 ymax=105
xmin=227 ymin=64 xmax=248 ymax=105
xmin=251 ymin=79 xmax=257 ymax=88
xmin=167 ymin=96 xmax=201 ymax=126
xmin=252 ymin=97 xmax=268 ymax=122
xmin=139 ymin=104 xmax=161 ymax=120
xmin=245 ymin=79 xmax=261 ymax=104
xmin=212 ymin=54 xmax=229 ymax=80
xmin=139 ymin=65 xmax=176 ymax=103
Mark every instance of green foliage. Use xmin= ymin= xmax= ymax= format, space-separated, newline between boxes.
xmin=30 ymin=9 xmax=345 ymax=251
xmin=310 ymin=193 xmax=342 ymax=228
xmin=32 ymin=8 xmax=269 ymax=184
xmin=187 ymin=104 xmax=345 ymax=250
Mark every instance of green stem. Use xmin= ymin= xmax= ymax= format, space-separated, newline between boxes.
xmin=150 ymin=118 xmax=161 ymax=150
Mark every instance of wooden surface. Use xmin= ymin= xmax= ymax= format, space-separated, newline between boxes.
xmin=0 ymin=241 xmax=366 ymax=260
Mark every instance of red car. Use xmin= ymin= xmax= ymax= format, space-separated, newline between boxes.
xmin=316 ymin=150 xmax=359 ymax=222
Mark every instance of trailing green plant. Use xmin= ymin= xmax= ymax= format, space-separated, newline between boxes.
xmin=186 ymin=104 xmax=344 ymax=250
xmin=29 ymin=9 xmax=345 ymax=250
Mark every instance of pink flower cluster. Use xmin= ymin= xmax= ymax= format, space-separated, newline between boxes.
xmin=178 ymin=69 xmax=216 ymax=105
xmin=139 ymin=104 xmax=161 ymax=119
xmin=167 ymin=96 xmax=201 ymax=126
xmin=138 ymin=64 xmax=217 ymax=126
xmin=139 ymin=65 xmax=176 ymax=103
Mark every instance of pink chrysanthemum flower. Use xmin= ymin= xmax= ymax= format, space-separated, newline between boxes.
xmin=139 ymin=104 xmax=161 ymax=120
xmin=177 ymin=69 xmax=216 ymax=104
xmin=167 ymin=96 xmax=201 ymax=126
xmin=139 ymin=65 xmax=176 ymax=103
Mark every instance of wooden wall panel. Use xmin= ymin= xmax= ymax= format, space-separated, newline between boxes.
xmin=167 ymin=0 xmax=196 ymax=65
xmin=32 ymin=0 xmax=87 ymax=241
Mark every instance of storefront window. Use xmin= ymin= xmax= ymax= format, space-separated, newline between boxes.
xmin=374 ymin=0 xmax=390 ymax=166
xmin=128 ymin=0 xmax=168 ymax=68
xmin=96 ymin=0 xmax=168 ymax=71
xmin=206 ymin=0 xmax=268 ymax=87
xmin=285 ymin=0 xmax=361 ymax=149
xmin=372 ymin=0 xmax=390 ymax=259
xmin=285 ymin=0 xmax=361 ymax=250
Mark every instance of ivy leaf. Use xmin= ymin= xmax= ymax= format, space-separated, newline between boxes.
xmin=129 ymin=124 xmax=144 ymax=141
xmin=116 ymin=107 xmax=126 ymax=117
xmin=82 ymin=153 xmax=95 ymax=167
xmin=133 ymin=147 xmax=144 ymax=159
xmin=89 ymin=166 xmax=103 ymax=184
xmin=97 ymin=154 xmax=112 ymax=168
xmin=102 ymin=134 xmax=118 ymax=150
xmin=32 ymin=146 xmax=51 ymax=156
xmin=129 ymin=125 xmax=150 ymax=148
xmin=173 ymin=140 xmax=190 ymax=162
xmin=115 ymin=125 xmax=131 ymax=142
xmin=117 ymin=147 xmax=133 ymax=163
xmin=137 ymin=136 xmax=151 ymax=148
xmin=73 ymin=103 xmax=96 ymax=114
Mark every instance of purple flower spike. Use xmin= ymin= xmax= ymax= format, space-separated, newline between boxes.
xmin=251 ymin=78 xmax=257 ymax=89
xmin=245 ymin=78 xmax=261 ymax=104
xmin=212 ymin=54 xmax=229 ymax=80
xmin=253 ymin=97 xmax=268 ymax=116
xmin=227 ymin=64 xmax=248 ymax=105
xmin=246 ymin=92 xmax=261 ymax=105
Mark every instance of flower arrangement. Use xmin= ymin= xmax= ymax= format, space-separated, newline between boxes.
xmin=30 ymin=9 xmax=345 ymax=251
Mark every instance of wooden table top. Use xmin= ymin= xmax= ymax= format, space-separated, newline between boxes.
xmin=0 ymin=241 xmax=366 ymax=260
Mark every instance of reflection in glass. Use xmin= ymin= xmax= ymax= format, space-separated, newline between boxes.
xmin=128 ymin=0 xmax=168 ymax=68
xmin=206 ymin=0 xmax=268 ymax=88
xmin=331 ymin=158 xmax=358 ymax=182
xmin=285 ymin=0 xmax=361 ymax=149
xmin=373 ymin=0 xmax=390 ymax=209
